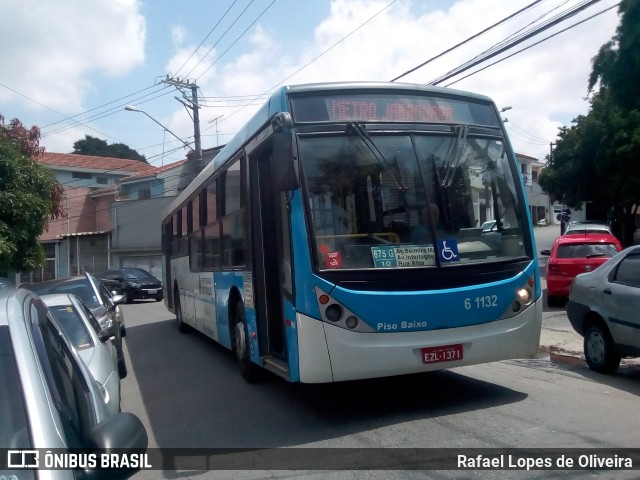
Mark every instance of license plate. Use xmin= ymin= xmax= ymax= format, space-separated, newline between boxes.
xmin=421 ymin=344 xmax=463 ymax=364
xmin=147 ymin=289 xmax=157 ymax=294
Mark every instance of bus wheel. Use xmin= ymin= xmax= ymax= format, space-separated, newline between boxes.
xmin=175 ymin=290 xmax=188 ymax=333
xmin=234 ymin=301 xmax=260 ymax=382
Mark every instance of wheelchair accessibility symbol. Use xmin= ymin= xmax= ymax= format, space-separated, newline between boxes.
xmin=438 ymin=239 xmax=459 ymax=262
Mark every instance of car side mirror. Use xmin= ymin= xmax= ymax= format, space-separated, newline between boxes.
xmin=540 ymin=249 xmax=550 ymax=256
xmin=111 ymin=294 xmax=125 ymax=305
xmin=79 ymin=413 xmax=148 ymax=480
xmin=98 ymin=327 xmax=116 ymax=343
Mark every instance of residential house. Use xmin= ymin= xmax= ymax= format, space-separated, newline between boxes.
xmin=517 ymin=153 xmax=552 ymax=225
xmin=25 ymin=148 xmax=221 ymax=283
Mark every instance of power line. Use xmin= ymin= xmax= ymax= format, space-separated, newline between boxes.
xmin=429 ymin=0 xmax=604 ymax=85
xmin=171 ymin=0 xmax=242 ymax=79
xmin=442 ymin=2 xmax=618 ymax=87
xmin=198 ymin=0 xmax=399 ymax=136
xmin=390 ymin=0 xmax=542 ymax=82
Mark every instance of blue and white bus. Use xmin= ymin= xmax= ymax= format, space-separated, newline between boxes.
xmin=161 ymin=82 xmax=542 ymax=383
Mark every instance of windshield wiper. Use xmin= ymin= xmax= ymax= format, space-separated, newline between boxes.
xmin=441 ymin=124 xmax=469 ymax=188
xmin=346 ymin=122 xmax=407 ymax=192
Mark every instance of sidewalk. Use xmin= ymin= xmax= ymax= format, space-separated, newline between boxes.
xmin=539 ymin=324 xmax=640 ymax=369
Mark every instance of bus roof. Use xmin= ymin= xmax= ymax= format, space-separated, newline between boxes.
xmin=163 ymin=81 xmax=495 ymax=219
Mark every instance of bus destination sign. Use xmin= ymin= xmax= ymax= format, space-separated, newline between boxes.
xmin=290 ymin=93 xmax=498 ymax=125
xmin=331 ymin=100 xmax=454 ymax=122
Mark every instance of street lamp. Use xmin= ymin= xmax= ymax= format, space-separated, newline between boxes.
xmin=124 ymin=106 xmax=193 ymax=151
xmin=500 ymin=106 xmax=512 ymax=123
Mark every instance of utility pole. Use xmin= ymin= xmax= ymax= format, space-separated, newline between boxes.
xmin=162 ymin=76 xmax=204 ymax=172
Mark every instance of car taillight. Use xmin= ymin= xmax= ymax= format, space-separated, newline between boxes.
xmin=548 ymin=263 xmax=561 ymax=274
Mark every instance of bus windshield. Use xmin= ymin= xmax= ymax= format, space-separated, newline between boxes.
xmin=298 ymin=128 xmax=528 ymax=271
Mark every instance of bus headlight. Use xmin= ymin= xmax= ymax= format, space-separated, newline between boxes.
xmin=325 ymin=304 xmax=343 ymax=322
xmin=501 ymin=276 xmax=535 ymax=319
xmin=516 ymin=288 xmax=530 ymax=304
xmin=314 ymin=287 xmax=374 ymax=332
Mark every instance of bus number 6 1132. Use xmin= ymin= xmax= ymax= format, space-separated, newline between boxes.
xmin=464 ymin=295 xmax=498 ymax=310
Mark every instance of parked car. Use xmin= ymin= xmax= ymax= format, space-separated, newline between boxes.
xmin=567 ymin=245 xmax=640 ymax=373
xmin=564 ymin=221 xmax=613 ymax=236
xmin=40 ymin=293 xmax=121 ymax=414
xmin=480 ymin=220 xmax=510 ymax=232
xmin=22 ymin=272 xmax=128 ymax=378
xmin=540 ymin=233 xmax=622 ymax=307
xmin=0 ymin=287 xmax=146 ymax=479
xmin=99 ymin=267 xmax=163 ymax=303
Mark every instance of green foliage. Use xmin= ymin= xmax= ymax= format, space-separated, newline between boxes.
xmin=0 ymin=137 xmax=62 ymax=273
xmin=539 ymin=0 xmax=640 ymax=245
xmin=73 ymin=135 xmax=147 ymax=162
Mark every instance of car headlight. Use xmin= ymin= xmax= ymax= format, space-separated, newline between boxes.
xmin=129 ymin=282 xmax=141 ymax=288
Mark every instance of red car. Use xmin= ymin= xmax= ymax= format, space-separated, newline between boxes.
xmin=541 ymin=233 xmax=622 ymax=307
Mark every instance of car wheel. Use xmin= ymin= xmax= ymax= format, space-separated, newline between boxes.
xmin=175 ymin=290 xmax=188 ymax=333
xmin=155 ymin=296 xmax=163 ymax=302
xmin=233 ymin=300 xmax=261 ymax=383
xmin=120 ymin=323 xmax=126 ymax=338
xmin=547 ymin=294 xmax=560 ymax=307
xmin=584 ymin=324 xmax=621 ymax=374
xmin=117 ymin=356 xmax=128 ymax=379
xmin=124 ymin=291 xmax=133 ymax=304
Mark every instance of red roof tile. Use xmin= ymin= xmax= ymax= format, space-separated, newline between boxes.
xmin=37 ymin=152 xmax=158 ymax=176
xmin=117 ymin=158 xmax=189 ymax=183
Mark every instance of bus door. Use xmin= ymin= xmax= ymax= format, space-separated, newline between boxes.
xmin=249 ymin=148 xmax=293 ymax=374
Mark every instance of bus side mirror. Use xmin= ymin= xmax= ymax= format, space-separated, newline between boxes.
xmin=272 ymin=132 xmax=298 ymax=191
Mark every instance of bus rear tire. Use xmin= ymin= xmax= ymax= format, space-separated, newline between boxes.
xmin=234 ymin=301 xmax=260 ymax=383
xmin=175 ymin=290 xmax=189 ymax=334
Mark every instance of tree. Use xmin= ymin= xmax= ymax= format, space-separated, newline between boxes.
xmin=539 ymin=0 xmax=640 ymax=245
xmin=0 ymin=114 xmax=64 ymax=273
xmin=73 ymin=135 xmax=147 ymax=162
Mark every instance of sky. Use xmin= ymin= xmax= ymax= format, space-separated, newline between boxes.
xmin=0 ymin=0 xmax=622 ymax=167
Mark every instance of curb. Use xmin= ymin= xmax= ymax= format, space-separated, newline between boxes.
xmin=548 ymin=348 xmax=586 ymax=367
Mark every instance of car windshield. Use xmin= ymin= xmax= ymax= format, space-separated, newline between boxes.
xmin=26 ymin=279 xmax=101 ymax=309
xmin=557 ymin=243 xmax=619 ymax=259
xmin=47 ymin=304 xmax=93 ymax=350
xmin=298 ymin=130 xmax=527 ymax=270
xmin=123 ymin=268 xmax=153 ymax=280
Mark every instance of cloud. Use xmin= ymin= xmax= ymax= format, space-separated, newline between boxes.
xmin=194 ymin=0 xmax=620 ymax=160
xmin=0 ymin=0 xmax=146 ymax=113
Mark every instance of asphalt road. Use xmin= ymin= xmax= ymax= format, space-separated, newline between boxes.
xmin=118 ymin=284 xmax=640 ymax=479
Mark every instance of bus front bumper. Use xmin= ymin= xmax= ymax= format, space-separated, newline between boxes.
xmin=296 ymin=298 xmax=542 ymax=383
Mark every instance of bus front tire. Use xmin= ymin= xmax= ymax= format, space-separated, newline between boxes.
xmin=234 ymin=301 xmax=260 ymax=383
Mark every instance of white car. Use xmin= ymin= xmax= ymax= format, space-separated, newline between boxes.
xmin=564 ymin=222 xmax=612 ymax=236
xmin=567 ymin=245 xmax=640 ymax=373
xmin=41 ymin=293 xmax=122 ymax=414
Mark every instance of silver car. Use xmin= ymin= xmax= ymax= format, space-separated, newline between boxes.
xmin=23 ymin=272 xmax=128 ymax=379
xmin=564 ymin=221 xmax=612 ymax=236
xmin=40 ymin=293 xmax=121 ymax=415
xmin=567 ymin=245 xmax=640 ymax=373
xmin=0 ymin=287 xmax=146 ymax=479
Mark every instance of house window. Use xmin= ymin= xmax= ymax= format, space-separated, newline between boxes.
xmin=138 ymin=188 xmax=151 ymax=199
xmin=72 ymin=172 xmax=92 ymax=179
xmin=96 ymin=176 xmax=108 ymax=185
